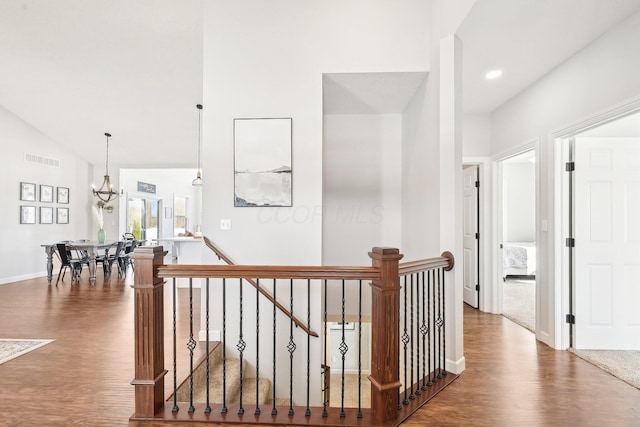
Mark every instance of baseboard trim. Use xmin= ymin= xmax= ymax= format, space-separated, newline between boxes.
xmin=446 ymin=355 xmax=465 ymax=374
xmin=0 ymin=271 xmax=47 ymax=285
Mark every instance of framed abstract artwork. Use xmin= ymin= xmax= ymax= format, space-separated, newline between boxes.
xmin=20 ymin=205 xmax=36 ymax=224
xmin=56 ymin=207 xmax=69 ymax=224
xmin=233 ymin=118 xmax=292 ymax=207
xmin=57 ymin=187 xmax=69 ymax=204
xmin=20 ymin=182 xmax=36 ymax=201
xmin=40 ymin=206 xmax=54 ymax=224
xmin=40 ymin=185 xmax=54 ymax=203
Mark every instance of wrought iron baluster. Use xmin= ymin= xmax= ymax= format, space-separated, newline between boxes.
xmin=339 ymin=279 xmax=347 ymax=418
xmin=305 ymin=279 xmax=311 ymax=417
xmin=441 ymin=267 xmax=447 ymax=377
xmin=401 ymin=275 xmax=409 ymax=405
xmin=415 ymin=272 xmax=421 ymax=396
xmin=409 ymin=273 xmax=415 ymax=400
xmin=288 ymin=279 xmax=296 ymax=416
xmin=272 ymin=279 xmax=277 ymax=416
xmin=322 ymin=279 xmax=328 ymax=418
xmin=255 ymin=278 xmax=261 ymax=416
xmin=428 ymin=270 xmax=433 ymax=387
xmin=205 ymin=278 xmax=211 ymax=413
xmin=237 ymin=278 xmax=246 ymax=415
xmin=437 ymin=268 xmax=443 ymax=379
xmin=172 ymin=278 xmax=179 ymax=412
xmin=188 ymin=278 xmax=196 ymax=413
xmin=357 ymin=279 xmax=363 ymax=419
xmin=420 ymin=271 xmax=428 ymax=391
xmin=222 ymin=277 xmax=227 ymax=414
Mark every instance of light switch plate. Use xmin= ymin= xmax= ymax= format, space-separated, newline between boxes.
xmin=220 ymin=219 xmax=231 ymax=231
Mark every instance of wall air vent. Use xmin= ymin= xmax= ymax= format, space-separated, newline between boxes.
xmin=25 ymin=153 xmax=60 ymax=168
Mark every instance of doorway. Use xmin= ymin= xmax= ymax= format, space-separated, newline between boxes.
xmin=127 ymin=196 xmax=160 ymax=242
xmin=499 ymin=149 xmax=537 ymax=332
xmin=462 ymin=165 xmax=480 ymax=308
xmin=565 ymin=111 xmax=640 ymax=351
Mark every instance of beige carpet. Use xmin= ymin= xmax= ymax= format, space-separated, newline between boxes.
xmin=0 ymin=339 xmax=54 ymax=365
xmin=502 ymin=278 xmax=535 ymax=332
xmin=570 ymin=349 xmax=640 ymax=390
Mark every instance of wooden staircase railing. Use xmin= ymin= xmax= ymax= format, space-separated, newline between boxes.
xmin=203 ymin=235 xmax=318 ymax=337
xmin=130 ymin=245 xmax=456 ymax=426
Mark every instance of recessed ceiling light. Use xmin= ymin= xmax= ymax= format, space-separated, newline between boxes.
xmin=485 ymin=69 xmax=503 ymax=80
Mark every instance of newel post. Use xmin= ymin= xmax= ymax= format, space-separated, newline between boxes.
xmin=369 ymin=247 xmax=404 ymax=424
xmin=130 ymin=246 xmax=168 ymax=419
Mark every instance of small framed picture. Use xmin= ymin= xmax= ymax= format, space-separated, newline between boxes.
xmin=57 ymin=187 xmax=69 ymax=204
xmin=20 ymin=205 xmax=36 ymax=224
xmin=40 ymin=206 xmax=54 ymax=224
xmin=56 ymin=207 xmax=69 ymax=224
xmin=164 ymin=207 xmax=173 ymax=219
xmin=20 ymin=182 xmax=36 ymax=201
xmin=40 ymin=185 xmax=54 ymax=203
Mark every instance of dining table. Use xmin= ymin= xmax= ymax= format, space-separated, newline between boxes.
xmin=41 ymin=240 xmax=118 ymax=285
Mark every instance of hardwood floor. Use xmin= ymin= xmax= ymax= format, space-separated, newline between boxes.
xmin=0 ymin=275 xmax=638 ymax=426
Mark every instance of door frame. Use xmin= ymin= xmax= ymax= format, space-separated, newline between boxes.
xmin=552 ymin=97 xmax=640 ymax=350
xmin=462 ymin=157 xmax=491 ymax=312
xmin=491 ymin=141 xmax=539 ymax=320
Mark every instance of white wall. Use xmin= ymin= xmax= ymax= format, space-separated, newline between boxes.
xmin=0 ymin=104 xmax=91 ymax=284
xmin=489 ymin=10 xmax=640 ymax=348
xmin=503 ymin=163 xmax=535 ymax=242
xmin=201 ymin=0 xmax=433 ymax=403
xmin=323 ymin=115 xmax=402 ymax=256
xmin=463 ymin=113 xmax=491 ymax=157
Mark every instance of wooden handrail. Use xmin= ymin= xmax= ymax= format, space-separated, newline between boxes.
xmin=398 ymin=251 xmax=455 ymax=276
xmin=197 ymin=236 xmax=361 ymax=337
xmin=157 ymin=264 xmax=380 ymax=280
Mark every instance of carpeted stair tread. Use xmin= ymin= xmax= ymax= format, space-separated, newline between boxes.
xmin=227 ymin=377 xmax=271 ymax=405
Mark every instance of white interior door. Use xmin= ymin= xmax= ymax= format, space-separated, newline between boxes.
xmin=575 ymin=137 xmax=640 ymax=350
xmin=463 ymin=165 xmax=479 ymax=308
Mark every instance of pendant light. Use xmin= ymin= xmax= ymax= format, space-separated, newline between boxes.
xmin=192 ymin=104 xmax=203 ymax=186
xmin=92 ymin=132 xmax=121 ymax=202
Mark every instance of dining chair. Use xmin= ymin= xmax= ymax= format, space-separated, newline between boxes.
xmin=96 ymin=241 xmax=125 ymax=278
xmin=55 ymin=243 xmax=88 ymax=285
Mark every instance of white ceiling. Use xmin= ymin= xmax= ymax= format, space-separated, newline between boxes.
xmin=459 ymin=0 xmax=640 ymax=114
xmin=0 ymin=0 xmax=203 ymax=168
xmin=1 ymin=0 xmax=639 ymax=169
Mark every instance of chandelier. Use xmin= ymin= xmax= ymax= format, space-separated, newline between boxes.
xmin=92 ymin=132 xmax=121 ymax=202
xmin=192 ymin=104 xmax=203 ymax=186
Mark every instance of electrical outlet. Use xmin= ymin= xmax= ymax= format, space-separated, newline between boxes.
xmin=220 ymin=219 xmax=231 ymax=231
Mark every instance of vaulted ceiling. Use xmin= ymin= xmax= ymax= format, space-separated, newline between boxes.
xmin=1 ymin=0 xmax=639 ymax=168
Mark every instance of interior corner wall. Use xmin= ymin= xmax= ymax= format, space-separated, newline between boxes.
xmin=489 ymin=10 xmax=640 ymax=348
xmin=323 ymin=114 xmax=402 ymax=267
xmin=0 ymin=104 xmax=91 ymax=284
xmin=401 ymin=75 xmax=441 ymax=260
xmin=463 ymin=113 xmax=491 ymax=157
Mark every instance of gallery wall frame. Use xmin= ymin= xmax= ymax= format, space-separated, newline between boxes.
xmin=233 ymin=117 xmax=292 ymax=207
xmin=40 ymin=185 xmax=54 ymax=203
xmin=57 ymin=187 xmax=69 ymax=204
xmin=20 ymin=182 xmax=36 ymax=201
xmin=56 ymin=207 xmax=69 ymax=224
xmin=20 ymin=205 xmax=36 ymax=224
xmin=40 ymin=206 xmax=54 ymax=224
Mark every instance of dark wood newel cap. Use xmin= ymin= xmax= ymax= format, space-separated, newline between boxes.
xmin=371 ymin=247 xmax=399 ymax=255
xmin=441 ymin=251 xmax=455 ymax=271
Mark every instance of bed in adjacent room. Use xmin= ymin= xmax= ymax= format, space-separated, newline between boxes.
xmin=503 ymin=242 xmax=536 ymax=279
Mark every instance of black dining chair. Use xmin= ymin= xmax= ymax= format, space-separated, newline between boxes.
xmin=95 ymin=241 xmax=123 ymax=278
xmin=55 ymin=243 xmax=88 ymax=285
